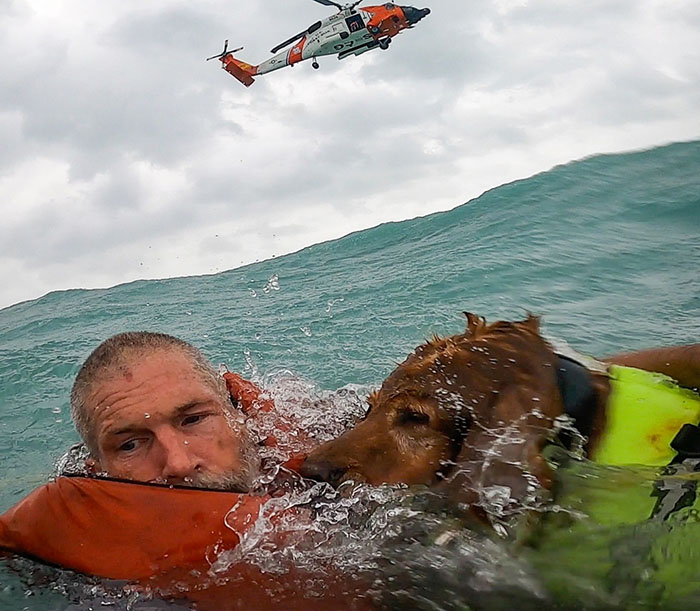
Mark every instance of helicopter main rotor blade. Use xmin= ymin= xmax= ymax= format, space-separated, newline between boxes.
xmin=270 ymin=0 xmax=363 ymax=55
xmin=312 ymin=0 xmax=344 ymax=10
xmin=270 ymin=29 xmax=307 ymax=54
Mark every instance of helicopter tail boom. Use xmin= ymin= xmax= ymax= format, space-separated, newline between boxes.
xmin=221 ymin=54 xmax=258 ymax=87
xmin=208 ymin=40 xmax=258 ymax=87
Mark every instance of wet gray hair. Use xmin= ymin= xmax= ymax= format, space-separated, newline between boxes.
xmin=70 ymin=331 xmax=229 ymax=455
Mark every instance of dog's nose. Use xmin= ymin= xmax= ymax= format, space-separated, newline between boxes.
xmin=300 ymin=458 xmax=348 ymax=486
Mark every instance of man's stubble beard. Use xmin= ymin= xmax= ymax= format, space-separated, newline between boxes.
xmin=191 ymin=429 xmax=262 ymax=492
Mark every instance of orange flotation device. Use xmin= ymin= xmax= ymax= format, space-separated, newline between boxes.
xmin=0 ymin=373 xmax=361 ymax=609
xmin=0 ymin=475 xmax=271 ymax=582
xmin=224 ymin=371 xmax=309 ymax=473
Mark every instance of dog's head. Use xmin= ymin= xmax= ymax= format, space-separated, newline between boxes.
xmin=301 ymin=313 xmax=564 ymax=501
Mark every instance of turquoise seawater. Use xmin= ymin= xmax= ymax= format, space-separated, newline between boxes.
xmin=0 ymin=140 xmax=699 ymax=609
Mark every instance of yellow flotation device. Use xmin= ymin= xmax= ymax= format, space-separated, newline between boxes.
xmin=528 ymin=367 xmax=700 ymax=608
xmin=590 ymin=365 xmax=700 ymax=466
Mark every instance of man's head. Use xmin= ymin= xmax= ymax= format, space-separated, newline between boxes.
xmin=71 ymin=332 xmax=259 ymax=490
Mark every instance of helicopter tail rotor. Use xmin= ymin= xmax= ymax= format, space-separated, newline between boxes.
xmin=206 ymin=40 xmax=244 ymax=62
xmin=207 ymin=40 xmax=257 ymax=87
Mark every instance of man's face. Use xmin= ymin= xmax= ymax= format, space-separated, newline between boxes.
xmin=87 ymin=348 xmax=256 ymax=489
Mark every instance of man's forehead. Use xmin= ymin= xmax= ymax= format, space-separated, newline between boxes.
xmin=110 ymin=346 xmax=196 ymax=375
xmin=88 ymin=347 xmax=208 ymax=400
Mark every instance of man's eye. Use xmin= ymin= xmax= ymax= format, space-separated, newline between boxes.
xmin=182 ymin=413 xmax=208 ymax=426
xmin=118 ymin=439 xmax=139 ymax=453
xmin=396 ymin=408 xmax=430 ymax=426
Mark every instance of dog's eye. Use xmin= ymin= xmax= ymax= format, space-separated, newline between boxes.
xmin=396 ymin=408 xmax=430 ymax=426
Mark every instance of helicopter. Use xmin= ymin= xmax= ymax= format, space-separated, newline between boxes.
xmin=207 ymin=0 xmax=430 ymax=86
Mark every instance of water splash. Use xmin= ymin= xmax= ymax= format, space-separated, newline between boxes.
xmin=262 ymin=274 xmax=280 ymax=294
xmin=36 ymin=370 xmax=700 ymax=610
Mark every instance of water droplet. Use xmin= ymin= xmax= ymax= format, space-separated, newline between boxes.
xmin=144 ymin=413 xmax=151 ymax=419
xmin=262 ymin=273 xmax=280 ymax=293
xmin=325 ymin=297 xmax=344 ymax=314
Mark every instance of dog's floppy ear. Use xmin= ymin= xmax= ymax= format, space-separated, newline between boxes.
xmin=441 ymin=371 xmax=561 ymax=517
xmin=463 ymin=312 xmax=487 ymax=337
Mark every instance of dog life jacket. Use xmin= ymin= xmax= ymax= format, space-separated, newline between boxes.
xmin=528 ymin=365 xmax=700 ymax=607
xmin=0 ymin=373 xmax=307 ymax=585
xmin=553 ymin=361 xmax=700 ymax=525
xmin=555 ymin=358 xmax=700 ymax=466
xmin=591 ymin=366 xmax=700 ymax=466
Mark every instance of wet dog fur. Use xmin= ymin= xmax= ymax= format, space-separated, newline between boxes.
xmin=301 ymin=313 xmax=700 ymax=518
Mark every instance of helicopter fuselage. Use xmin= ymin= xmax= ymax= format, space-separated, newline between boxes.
xmin=258 ymin=8 xmax=378 ymax=74
xmin=214 ymin=3 xmax=430 ymax=86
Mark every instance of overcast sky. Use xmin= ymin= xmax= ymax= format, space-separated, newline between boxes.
xmin=1 ymin=0 xmax=699 ymax=309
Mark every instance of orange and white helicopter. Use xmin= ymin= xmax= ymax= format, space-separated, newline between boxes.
xmin=207 ymin=0 xmax=430 ymax=87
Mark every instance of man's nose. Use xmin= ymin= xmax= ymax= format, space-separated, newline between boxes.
xmin=158 ymin=431 xmax=198 ymax=482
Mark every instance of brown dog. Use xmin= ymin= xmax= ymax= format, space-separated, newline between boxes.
xmin=301 ymin=313 xmax=700 ymax=516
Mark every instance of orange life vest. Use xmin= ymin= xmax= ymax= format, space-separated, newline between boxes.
xmin=0 ymin=475 xmax=271 ymax=581
xmin=223 ymin=371 xmax=308 ymax=472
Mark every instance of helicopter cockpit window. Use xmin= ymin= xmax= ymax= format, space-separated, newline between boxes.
xmin=307 ymin=21 xmax=322 ymax=34
xmin=346 ymin=14 xmax=365 ymax=33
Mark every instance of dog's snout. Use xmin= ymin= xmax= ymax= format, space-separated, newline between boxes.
xmin=300 ymin=457 xmax=348 ymax=486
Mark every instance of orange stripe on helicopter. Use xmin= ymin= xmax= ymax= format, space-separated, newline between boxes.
xmin=287 ymin=37 xmax=306 ymax=66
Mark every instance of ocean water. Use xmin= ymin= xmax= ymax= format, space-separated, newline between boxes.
xmin=0 ymin=140 xmax=699 ymax=609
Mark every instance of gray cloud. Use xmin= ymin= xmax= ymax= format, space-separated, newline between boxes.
xmin=1 ymin=0 xmax=699 ymax=309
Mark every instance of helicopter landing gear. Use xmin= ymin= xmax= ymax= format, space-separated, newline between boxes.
xmin=312 ymin=58 xmax=319 ymax=69
xmin=378 ymin=38 xmax=391 ymax=50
